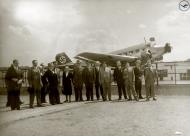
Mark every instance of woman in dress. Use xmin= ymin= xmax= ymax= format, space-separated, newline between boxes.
xmin=62 ymin=66 xmax=73 ymax=102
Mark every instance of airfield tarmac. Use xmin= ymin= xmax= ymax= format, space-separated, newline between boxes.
xmin=0 ymin=95 xmax=190 ymax=136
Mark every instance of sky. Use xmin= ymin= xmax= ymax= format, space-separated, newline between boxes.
xmin=0 ymin=0 xmax=190 ymax=66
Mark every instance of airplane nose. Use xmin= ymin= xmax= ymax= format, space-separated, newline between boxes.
xmin=164 ymin=43 xmax=171 ymax=53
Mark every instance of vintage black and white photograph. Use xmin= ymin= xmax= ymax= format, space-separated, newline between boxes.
xmin=0 ymin=0 xmax=190 ymax=136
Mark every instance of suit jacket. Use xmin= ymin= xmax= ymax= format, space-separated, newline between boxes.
xmin=82 ymin=67 xmax=94 ymax=84
xmin=5 ymin=65 xmax=23 ymax=90
xmin=123 ymin=67 xmax=135 ymax=83
xmin=73 ymin=66 xmax=83 ymax=87
xmin=44 ymin=69 xmax=59 ymax=87
xmin=134 ymin=67 xmax=142 ymax=82
xmin=94 ymin=67 xmax=100 ymax=85
xmin=99 ymin=67 xmax=112 ymax=84
xmin=144 ymin=68 xmax=157 ymax=84
xmin=113 ymin=67 xmax=124 ymax=85
xmin=27 ymin=66 xmax=42 ymax=90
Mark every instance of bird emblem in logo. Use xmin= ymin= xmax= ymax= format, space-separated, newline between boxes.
xmin=179 ymin=0 xmax=190 ymax=11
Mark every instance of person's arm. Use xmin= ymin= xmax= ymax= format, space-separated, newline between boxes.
xmin=27 ymin=68 xmax=32 ymax=87
xmin=132 ymin=68 xmax=135 ymax=82
xmin=113 ymin=69 xmax=117 ymax=82
xmin=154 ymin=69 xmax=158 ymax=83
xmin=93 ymin=67 xmax=96 ymax=82
xmin=70 ymin=72 xmax=74 ymax=84
xmin=144 ymin=68 xmax=149 ymax=81
xmin=5 ymin=68 xmax=12 ymax=87
xmin=109 ymin=69 xmax=112 ymax=83
xmin=82 ymin=69 xmax=86 ymax=83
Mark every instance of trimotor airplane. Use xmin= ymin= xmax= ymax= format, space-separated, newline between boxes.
xmin=74 ymin=37 xmax=171 ymax=66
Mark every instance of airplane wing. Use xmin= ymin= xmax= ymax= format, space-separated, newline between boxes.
xmin=75 ymin=52 xmax=137 ymax=66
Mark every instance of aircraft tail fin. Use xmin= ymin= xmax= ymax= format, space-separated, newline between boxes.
xmin=55 ymin=52 xmax=72 ymax=65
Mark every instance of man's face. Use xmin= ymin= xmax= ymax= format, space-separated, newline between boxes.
xmin=86 ymin=63 xmax=90 ymax=68
xmin=103 ymin=63 xmax=107 ymax=68
xmin=136 ymin=60 xmax=141 ymax=67
xmin=125 ymin=63 xmax=129 ymax=68
xmin=117 ymin=61 xmax=121 ymax=67
xmin=48 ymin=64 xmax=54 ymax=70
xmin=13 ymin=60 xmax=19 ymax=67
xmin=33 ymin=60 xmax=38 ymax=67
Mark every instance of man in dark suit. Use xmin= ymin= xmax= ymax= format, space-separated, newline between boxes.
xmin=113 ymin=61 xmax=127 ymax=100
xmin=73 ymin=60 xmax=84 ymax=102
xmin=44 ymin=63 xmax=61 ymax=105
xmin=144 ymin=61 xmax=157 ymax=101
xmin=5 ymin=59 xmax=23 ymax=110
xmin=27 ymin=60 xmax=44 ymax=108
xmin=94 ymin=61 xmax=103 ymax=100
xmin=82 ymin=62 xmax=94 ymax=101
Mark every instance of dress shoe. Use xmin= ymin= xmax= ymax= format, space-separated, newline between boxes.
xmin=135 ymin=97 xmax=139 ymax=101
xmin=37 ymin=104 xmax=45 ymax=107
xmin=6 ymin=103 xmax=10 ymax=107
xmin=29 ymin=105 xmax=34 ymax=108
xmin=19 ymin=101 xmax=24 ymax=105
xmin=139 ymin=96 xmax=144 ymax=99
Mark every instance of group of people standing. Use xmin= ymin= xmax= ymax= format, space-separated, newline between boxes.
xmin=113 ymin=60 xmax=157 ymax=102
xmin=5 ymin=58 xmax=157 ymax=111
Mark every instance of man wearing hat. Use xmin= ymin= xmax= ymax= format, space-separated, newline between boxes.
xmin=73 ymin=60 xmax=84 ymax=102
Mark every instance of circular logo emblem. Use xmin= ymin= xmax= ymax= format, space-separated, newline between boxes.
xmin=179 ymin=0 xmax=190 ymax=11
xmin=58 ymin=56 xmax=66 ymax=64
